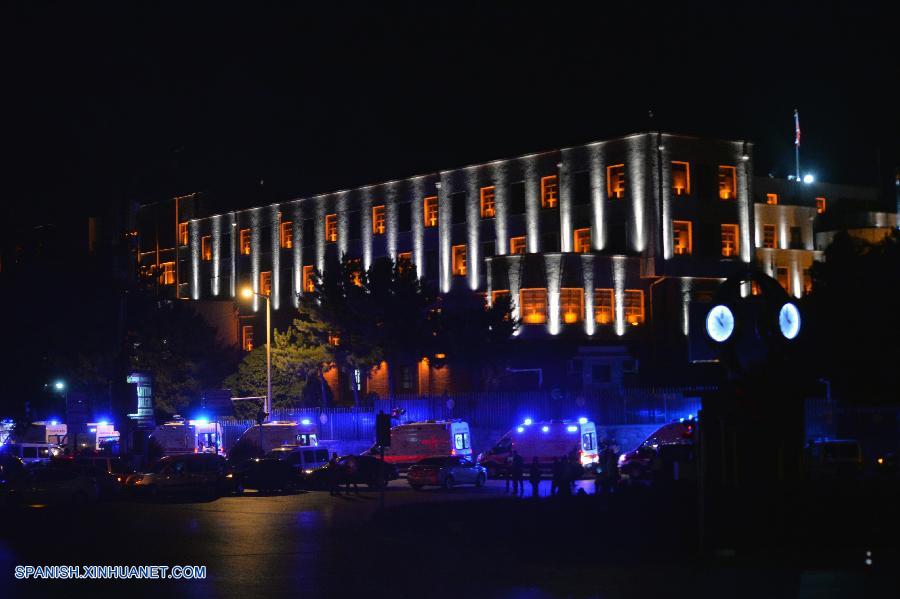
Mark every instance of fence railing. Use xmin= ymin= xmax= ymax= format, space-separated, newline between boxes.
xmin=220 ymin=388 xmax=706 ymax=449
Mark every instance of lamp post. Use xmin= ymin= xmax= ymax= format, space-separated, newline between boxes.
xmin=52 ymin=380 xmax=69 ymax=453
xmin=241 ymin=288 xmax=271 ymax=421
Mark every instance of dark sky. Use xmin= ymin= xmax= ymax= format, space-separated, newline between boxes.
xmin=2 ymin=1 xmax=896 ymax=227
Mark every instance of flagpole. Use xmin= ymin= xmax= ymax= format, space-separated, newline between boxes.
xmin=794 ymin=108 xmax=800 ymax=181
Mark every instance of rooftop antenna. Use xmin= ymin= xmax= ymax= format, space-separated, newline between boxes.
xmin=793 ymin=108 xmax=801 ymax=182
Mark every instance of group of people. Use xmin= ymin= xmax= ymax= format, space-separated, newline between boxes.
xmin=501 ymin=451 xmax=585 ymax=497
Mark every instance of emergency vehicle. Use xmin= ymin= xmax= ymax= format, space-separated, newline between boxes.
xmin=478 ymin=418 xmax=599 ymax=477
xmin=150 ymin=420 xmax=224 ymax=456
xmin=372 ymin=420 xmax=472 ymax=466
xmin=234 ymin=420 xmax=319 ymax=454
xmin=23 ymin=421 xmax=68 ymax=445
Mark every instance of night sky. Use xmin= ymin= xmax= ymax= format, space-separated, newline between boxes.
xmin=2 ymin=1 xmax=896 ymax=229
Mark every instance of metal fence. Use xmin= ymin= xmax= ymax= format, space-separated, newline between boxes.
xmin=219 ymin=388 xmax=706 ymax=449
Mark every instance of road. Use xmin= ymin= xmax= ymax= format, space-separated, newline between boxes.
xmin=2 ymin=478 xmax=898 ymax=599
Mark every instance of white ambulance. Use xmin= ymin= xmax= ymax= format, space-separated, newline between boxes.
xmin=150 ymin=420 xmax=224 ymax=456
xmin=373 ymin=420 xmax=472 ymax=466
xmin=478 ymin=418 xmax=599 ymax=477
xmin=234 ymin=420 xmax=319 ymax=454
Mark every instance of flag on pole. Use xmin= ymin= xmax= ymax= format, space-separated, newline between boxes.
xmin=794 ymin=109 xmax=801 ymax=147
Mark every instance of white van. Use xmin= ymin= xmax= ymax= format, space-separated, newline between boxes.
xmin=234 ymin=420 xmax=319 ymax=454
xmin=374 ymin=420 xmax=472 ymax=466
xmin=2 ymin=443 xmax=62 ymax=465
xmin=150 ymin=420 xmax=225 ymax=456
xmin=478 ymin=419 xmax=599 ymax=477
xmin=23 ymin=421 xmax=68 ymax=445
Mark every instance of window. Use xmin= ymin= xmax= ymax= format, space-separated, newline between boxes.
xmin=481 ymin=240 xmax=495 ymax=258
xmin=672 ymin=221 xmax=692 ymax=255
xmin=509 ymin=181 xmax=526 ymax=214
xmin=242 ymin=326 xmax=254 ymax=352
xmin=397 ymin=251 xmax=412 ymax=264
xmin=592 ymin=364 xmax=611 ymax=383
xmin=452 ymin=244 xmax=467 ymax=276
xmin=718 ymin=166 xmax=737 ymax=200
xmin=480 ymin=186 xmax=496 ymax=218
xmin=572 ymin=170 xmax=591 ymax=205
xmin=454 ymin=433 xmax=470 ymax=450
xmin=280 ymin=221 xmax=293 ymax=248
xmin=372 ymin=205 xmax=386 ymax=235
xmin=721 ymin=224 xmax=739 ymax=257
xmin=491 ymin=289 xmax=510 ymax=309
xmin=178 ymin=222 xmax=189 ymax=246
xmin=762 ymin=224 xmax=776 ymax=249
xmin=303 ymin=265 xmax=315 ymax=293
xmin=560 ymin=288 xmax=584 ymax=324
xmin=803 ymin=268 xmax=813 ymax=294
xmin=325 ymin=214 xmax=337 ymax=242
xmin=201 ymin=235 xmax=212 ymax=261
xmin=790 ymin=226 xmax=803 ymax=249
xmin=594 ymin=289 xmax=614 ymax=324
xmin=160 ymin=262 xmax=175 ymax=285
xmin=766 ymin=193 xmax=778 ymax=205
xmin=259 ymin=271 xmax=272 ymax=296
xmin=816 ymin=197 xmax=826 ymax=214
xmin=582 ymin=432 xmax=596 ymax=451
xmin=574 ymin=228 xmax=591 ymax=253
xmin=541 ymin=175 xmax=559 ymax=208
xmin=240 ymin=228 xmax=251 ymax=255
xmin=624 ymin=290 xmax=644 ymax=325
xmin=398 ymin=202 xmax=411 ymax=232
xmin=520 ymin=288 xmax=548 ymax=324
xmin=542 ymin=232 xmax=560 ymax=252
xmin=607 ymin=164 xmax=625 ymax=199
xmin=451 ymin=192 xmax=467 ymax=224
xmin=671 ymin=161 xmax=690 ymax=196
xmin=776 ymin=267 xmax=789 ymax=292
xmin=424 ymin=196 xmax=438 ymax=228
xmin=510 ymin=236 xmax=526 ymax=254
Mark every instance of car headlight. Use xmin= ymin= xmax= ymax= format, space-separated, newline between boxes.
xmin=225 ymin=473 xmax=234 ymax=479
xmin=617 ymin=454 xmax=626 ymax=466
xmin=303 ymin=469 xmax=313 ymax=474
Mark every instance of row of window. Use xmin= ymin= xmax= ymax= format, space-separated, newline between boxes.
xmin=503 ymin=288 xmax=644 ymax=327
xmin=765 ymin=194 xmax=827 ymax=214
xmin=672 ymin=222 xmax=741 ymax=257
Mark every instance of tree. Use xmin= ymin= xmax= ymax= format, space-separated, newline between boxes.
xmin=804 ymin=230 xmax=899 ymax=405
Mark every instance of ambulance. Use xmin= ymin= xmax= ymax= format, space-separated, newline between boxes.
xmin=372 ymin=420 xmax=472 ymax=466
xmin=478 ymin=418 xmax=599 ymax=477
xmin=233 ymin=420 xmax=319 ymax=455
xmin=150 ymin=419 xmax=224 ymax=456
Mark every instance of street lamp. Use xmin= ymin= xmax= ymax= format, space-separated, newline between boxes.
xmin=241 ymin=287 xmax=272 ymax=421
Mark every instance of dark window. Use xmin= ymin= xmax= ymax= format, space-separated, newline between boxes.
xmin=509 ymin=181 xmax=526 ymax=214
xmin=398 ymin=365 xmax=415 ymax=392
xmin=348 ymin=211 xmax=361 ymax=241
xmin=789 ymin=226 xmax=802 ymax=249
xmin=572 ymin=170 xmax=591 ymax=205
xmin=451 ymin=192 xmax=467 ymax=224
xmin=303 ymin=219 xmax=315 ymax=246
xmin=398 ymin=202 xmax=411 ymax=232
xmin=591 ymin=364 xmax=611 ymax=383
xmin=606 ymin=222 xmax=627 ymax=253
xmin=481 ymin=241 xmax=495 ymax=258
xmin=541 ymin=232 xmax=560 ymax=252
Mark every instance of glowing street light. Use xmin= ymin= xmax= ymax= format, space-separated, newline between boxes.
xmin=802 ymin=174 xmax=814 ymax=184
xmin=54 ymin=381 xmax=65 ymax=391
xmin=240 ymin=286 xmax=272 ymax=422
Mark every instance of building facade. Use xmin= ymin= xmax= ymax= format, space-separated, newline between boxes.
xmin=134 ymin=132 xmax=896 ymax=395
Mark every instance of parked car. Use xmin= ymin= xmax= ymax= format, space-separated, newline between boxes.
xmin=126 ymin=453 xmax=238 ymax=499
xmin=618 ymin=420 xmax=697 ymax=483
xmin=302 ymin=455 xmax=399 ymax=490
xmin=75 ymin=456 xmax=133 ymax=485
xmin=265 ymin=445 xmax=330 ymax=474
xmin=16 ymin=464 xmax=100 ymax=506
xmin=240 ymin=458 xmax=301 ymax=492
xmin=1 ymin=443 xmax=61 ymax=465
xmin=408 ymin=456 xmax=487 ymax=490
xmin=0 ymin=452 xmax=28 ymax=507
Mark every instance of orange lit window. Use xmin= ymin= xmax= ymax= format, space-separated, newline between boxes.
xmin=541 ymin=175 xmax=559 ymax=208
xmin=594 ymin=289 xmax=614 ymax=325
xmin=520 ymin=288 xmax=548 ymax=324
xmin=607 ymin=164 xmax=625 ymax=199
xmin=325 ymin=214 xmax=337 ymax=243
xmin=766 ymin=193 xmax=778 ymax=205
xmin=491 ymin=289 xmax=510 ymax=306
xmin=240 ymin=228 xmax=251 ymax=255
xmin=372 ymin=205 xmax=386 ymax=235
xmin=397 ymin=251 xmax=412 ymax=264
xmin=302 ymin=265 xmax=315 ymax=293
xmin=452 ymin=245 xmax=467 ymax=276
xmin=672 ymin=221 xmax=692 ymax=255
xmin=721 ymin=224 xmax=739 ymax=257
xmin=348 ymin=258 xmax=363 ymax=287
xmin=762 ymin=224 xmax=776 ymax=249
xmin=280 ymin=221 xmax=293 ymax=248
xmin=160 ymin=262 xmax=175 ymax=285
xmin=574 ymin=228 xmax=591 ymax=253
xmin=816 ymin=197 xmax=826 ymax=214
xmin=328 ymin=333 xmax=340 ymax=346
xmin=480 ymin=186 xmax=496 ymax=218
xmin=510 ymin=236 xmax=526 ymax=254
xmin=201 ymin=235 xmax=212 ymax=261
xmin=424 ymin=196 xmax=438 ymax=228
xmin=718 ymin=166 xmax=736 ymax=200
xmin=671 ymin=161 xmax=690 ymax=196
xmin=751 ymin=280 xmax=762 ymax=296
xmin=560 ymin=288 xmax=584 ymax=324
xmin=624 ymin=290 xmax=644 ymax=325
xmin=260 ymin=271 xmax=272 ymax=296
xmin=178 ymin=222 xmax=189 ymax=246
xmin=242 ymin=325 xmax=254 ymax=352
xmin=803 ymin=268 xmax=813 ymax=294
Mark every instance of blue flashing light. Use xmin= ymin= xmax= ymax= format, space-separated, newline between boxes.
xmin=566 ymin=425 xmax=578 ymax=433
xmin=194 ymin=417 xmax=209 ymax=425
xmin=523 ymin=418 xmax=533 ymax=426
xmin=301 ymin=419 xmax=311 ymax=426
xmin=679 ymin=418 xmax=685 ymax=423
xmin=98 ymin=420 xmax=109 ymax=426
xmin=687 ymin=414 xmax=694 ymax=420
xmin=541 ymin=425 xmax=549 ymax=433
xmin=49 ymin=420 xmax=58 ymax=426
xmin=578 ymin=417 xmax=587 ymax=425
xmin=89 ymin=428 xmax=96 ymax=433
xmin=516 ymin=426 xmax=524 ymax=433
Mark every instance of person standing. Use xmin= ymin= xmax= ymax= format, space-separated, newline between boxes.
xmin=558 ymin=455 xmax=572 ymax=496
xmin=511 ymin=450 xmax=524 ymax=496
xmin=529 ymin=457 xmax=541 ymax=497
xmin=504 ymin=451 xmax=514 ymax=493
xmin=328 ymin=452 xmax=340 ymax=496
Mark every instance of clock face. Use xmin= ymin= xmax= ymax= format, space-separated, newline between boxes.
xmin=779 ymin=303 xmax=801 ymax=340
xmin=706 ymin=305 xmax=735 ymax=343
